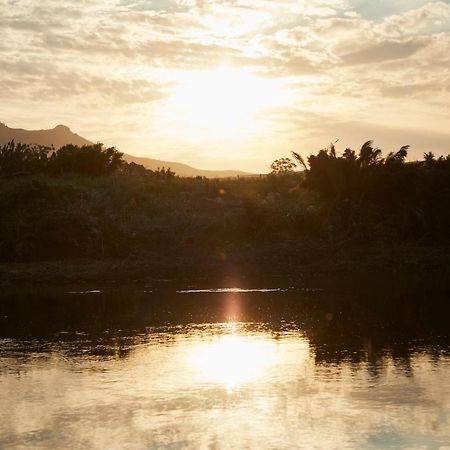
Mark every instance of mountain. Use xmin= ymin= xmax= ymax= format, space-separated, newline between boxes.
xmin=0 ymin=122 xmax=251 ymax=178
xmin=0 ymin=122 xmax=91 ymax=149
xmin=121 ymin=154 xmax=251 ymax=178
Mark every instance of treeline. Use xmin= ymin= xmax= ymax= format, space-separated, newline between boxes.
xmin=0 ymin=140 xmax=449 ymax=265
xmin=0 ymin=141 xmax=126 ymax=177
xmin=0 ymin=141 xmax=178 ymax=178
xmin=289 ymin=141 xmax=450 ymax=241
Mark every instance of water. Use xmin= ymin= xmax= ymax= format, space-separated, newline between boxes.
xmin=1 ymin=283 xmax=450 ymax=449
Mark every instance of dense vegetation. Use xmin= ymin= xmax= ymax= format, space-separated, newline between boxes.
xmin=0 ymin=141 xmax=123 ymax=176
xmin=0 ymin=140 xmax=449 ymax=272
xmin=291 ymin=141 xmax=450 ymax=241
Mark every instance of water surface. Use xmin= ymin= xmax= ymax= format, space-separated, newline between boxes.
xmin=1 ymin=284 xmax=449 ymax=449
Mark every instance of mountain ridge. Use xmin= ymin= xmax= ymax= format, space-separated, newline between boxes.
xmin=0 ymin=122 xmax=251 ymax=178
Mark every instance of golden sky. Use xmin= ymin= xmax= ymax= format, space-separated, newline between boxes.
xmin=1 ymin=0 xmax=449 ymax=171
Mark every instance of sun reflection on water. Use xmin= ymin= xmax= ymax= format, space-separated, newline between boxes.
xmin=189 ymin=327 xmax=281 ymax=392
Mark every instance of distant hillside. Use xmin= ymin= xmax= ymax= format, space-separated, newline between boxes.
xmin=0 ymin=122 xmax=251 ymax=178
xmin=121 ymin=154 xmax=250 ymax=178
xmin=0 ymin=122 xmax=91 ymax=148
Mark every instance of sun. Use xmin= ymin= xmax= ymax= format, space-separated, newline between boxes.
xmin=164 ymin=67 xmax=287 ymax=141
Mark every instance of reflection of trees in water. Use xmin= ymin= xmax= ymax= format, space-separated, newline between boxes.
xmin=1 ymin=284 xmax=449 ymax=376
xmin=303 ymin=287 xmax=450 ymax=377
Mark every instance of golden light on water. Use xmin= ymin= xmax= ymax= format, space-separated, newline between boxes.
xmin=189 ymin=331 xmax=281 ymax=392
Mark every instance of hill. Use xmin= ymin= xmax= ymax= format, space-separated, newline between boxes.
xmin=121 ymin=154 xmax=250 ymax=178
xmin=0 ymin=122 xmax=91 ymax=148
xmin=0 ymin=122 xmax=251 ymax=178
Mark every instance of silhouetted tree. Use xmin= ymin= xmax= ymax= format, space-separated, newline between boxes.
xmin=0 ymin=141 xmax=125 ymax=177
xmin=270 ymin=158 xmax=297 ymax=174
xmin=287 ymin=141 xmax=450 ymax=240
xmin=151 ymin=167 xmax=176 ymax=178
xmin=50 ymin=143 xmax=123 ymax=176
xmin=0 ymin=141 xmax=51 ymax=176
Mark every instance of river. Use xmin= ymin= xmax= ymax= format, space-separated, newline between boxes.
xmin=1 ymin=282 xmax=449 ymax=449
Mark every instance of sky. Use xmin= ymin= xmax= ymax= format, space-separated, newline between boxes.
xmin=1 ymin=0 xmax=449 ymax=172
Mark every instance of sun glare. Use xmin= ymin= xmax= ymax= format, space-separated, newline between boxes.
xmin=189 ymin=332 xmax=280 ymax=392
xmin=165 ymin=68 xmax=287 ymax=141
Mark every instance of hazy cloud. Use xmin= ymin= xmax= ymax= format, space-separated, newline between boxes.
xmin=0 ymin=0 xmax=449 ymax=171
xmin=341 ymin=39 xmax=429 ymax=65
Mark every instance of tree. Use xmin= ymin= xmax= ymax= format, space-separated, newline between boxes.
xmin=0 ymin=141 xmax=51 ymax=176
xmin=423 ymin=152 xmax=435 ymax=167
xmin=50 ymin=143 xmax=124 ymax=176
xmin=270 ymin=157 xmax=296 ymax=174
xmin=357 ymin=141 xmax=382 ymax=167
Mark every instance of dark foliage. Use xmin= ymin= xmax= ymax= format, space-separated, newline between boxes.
xmin=50 ymin=143 xmax=124 ymax=176
xmin=292 ymin=141 xmax=450 ymax=241
xmin=0 ymin=141 xmax=124 ymax=177
xmin=0 ymin=141 xmax=51 ymax=176
xmin=270 ymin=157 xmax=296 ymax=173
xmin=0 ymin=139 xmax=449 ymax=263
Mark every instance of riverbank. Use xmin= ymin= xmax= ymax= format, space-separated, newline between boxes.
xmin=1 ymin=243 xmax=449 ymax=287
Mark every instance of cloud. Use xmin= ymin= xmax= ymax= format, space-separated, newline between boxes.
xmin=378 ymin=79 xmax=450 ymax=97
xmin=0 ymin=57 xmax=170 ymax=105
xmin=340 ymin=39 xmax=429 ymax=65
xmin=376 ymin=1 xmax=450 ymax=37
xmin=0 ymin=0 xmax=449 ymax=170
